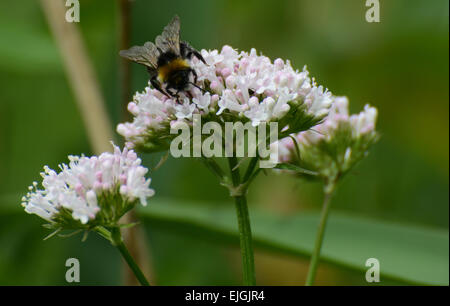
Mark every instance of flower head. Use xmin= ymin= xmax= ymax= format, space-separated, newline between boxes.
xmin=117 ymin=46 xmax=333 ymax=153
xmin=277 ymin=97 xmax=378 ymax=184
xmin=21 ymin=143 xmax=154 ymax=229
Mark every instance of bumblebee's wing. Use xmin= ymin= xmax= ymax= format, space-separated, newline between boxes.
xmin=119 ymin=41 xmax=159 ymax=70
xmin=155 ymin=15 xmax=180 ymax=54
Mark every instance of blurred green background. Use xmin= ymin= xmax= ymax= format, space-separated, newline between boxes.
xmin=0 ymin=0 xmax=448 ymax=285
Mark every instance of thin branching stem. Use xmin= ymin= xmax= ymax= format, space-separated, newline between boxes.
xmin=305 ymin=181 xmax=336 ymax=286
xmin=111 ymin=227 xmax=150 ymax=286
xmin=228 ymin=157 xmax=256 ymax=286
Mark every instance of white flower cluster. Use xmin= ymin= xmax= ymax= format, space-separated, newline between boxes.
xmin=278 ymin=97 xmax=378 ymax=181
xmin=117 ymin=45 xmax=333 ymax=151
xmin=22 ymin=144 xmax=154 ymax=226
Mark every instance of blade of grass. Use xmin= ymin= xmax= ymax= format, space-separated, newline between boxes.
xmin=40 ymin=0 xmax=114 ymax=154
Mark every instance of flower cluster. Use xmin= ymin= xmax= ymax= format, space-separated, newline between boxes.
xmin=21 ymin=143 xmax=154 ymax=229
xmin=117 ymin=45 xmax=333 ymax=152
xmin=278 ymin=97 xmax=378 ymax=185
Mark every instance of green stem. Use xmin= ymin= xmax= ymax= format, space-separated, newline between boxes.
xmin=305 ymin=182 xmax=335 ymax=286
xmin=111 ymin=227 xmax=150 ymax=286
xmin=228 ymin=157 xmax=256 ymax=286
xmin=243 ymin=156 xmax=259 ymax=182
xmin=200 ymin=156 xmax=225 ymax=180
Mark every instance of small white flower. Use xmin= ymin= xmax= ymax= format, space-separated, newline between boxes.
xmin=217 ymin=89 xmax=248 ymax=115
xmin=175 ymin=98 xmax=196 ymax=119
xmin=244 ymin=96 xmax=269 ymax=126
xmin=193 ymin=92 xmax=212 ymax=113
xmin=272 ymin=88 xmax=295 ymax=119
xmin=305 ymin=86 xmax=333 ymax=118
xmin=22 ymin=143 xmax=155 ymax=227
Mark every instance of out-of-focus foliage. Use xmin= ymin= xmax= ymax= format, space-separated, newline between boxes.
xmin=137 ymin=199 xmax=448 ymax=285
xmin=0 ymin=0 xmax=448 ymax=285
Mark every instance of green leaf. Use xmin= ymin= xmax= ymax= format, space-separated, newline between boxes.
xmin=4 ymin=194 xmax=448 ymax=285
xmin=137 ymin=199 xmax=449 ymax=286
xmin=274 ymin=163 xmax=318 ymax=176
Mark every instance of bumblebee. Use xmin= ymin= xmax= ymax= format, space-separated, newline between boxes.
xmin=119 ymin=15 xmax=206 ymax=100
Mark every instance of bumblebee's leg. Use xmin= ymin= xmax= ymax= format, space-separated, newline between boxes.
xmin=185 ymin=90 xmax=193 ymax=100
xmin=165 ymin=85 xmax=181 ymax=103
xmin=190 ymin=50 xmax=206 ymax=64
xmin=181 ymin=42 xmax=206 ymax=64
xmin=191 ymin=68 xmax=198 ymax=84
xmin=189 ymin=68 xmax=207 ymax=94
xmin=165 ymin=85 xmax=176 ymax=97
xmin=150 ymin=75 xmax=170 ymax=98
xmin=175 ymin=90 xmax=183 ymax=103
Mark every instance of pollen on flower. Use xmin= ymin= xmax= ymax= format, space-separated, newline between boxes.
xmin=21 ymin=143 xmax=155 ymax=228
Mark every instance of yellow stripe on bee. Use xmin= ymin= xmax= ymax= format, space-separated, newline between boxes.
xmin=157 ymin=58 xmax=190 ymax=82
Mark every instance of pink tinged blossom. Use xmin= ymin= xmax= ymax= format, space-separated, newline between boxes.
xmin=277 ymin=96 xmax=378 ymax=171
xmin=193 ymin=92 xmax=212 ymax=112
xmin=274 ymin=58 xmax=284 ymax=70
xmin=221 ymin=68 xmax=232 ymax=77
xmin=175 ymin=99 xmax=197 ymax=119
xmin=22 ymin=143 xmax=155 ymax=225
xmin=210 ymin=81 xmax=221 ymax=91
xmin=128 ymin=102 xmax=139 ymax=115
xmin=118 ymin=46 xmax=334 ymax=149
